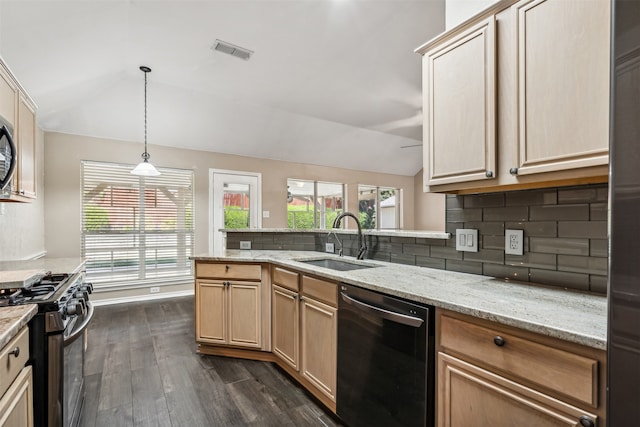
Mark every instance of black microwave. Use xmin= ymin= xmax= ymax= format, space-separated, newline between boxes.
xmin=0 ymin=114 xmax=17 ymax=193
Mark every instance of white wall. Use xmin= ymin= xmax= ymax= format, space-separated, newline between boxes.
xmin=446 ymin=0 xmax=499 ymax=29
xmin=0 ymin=128 xmax=45 ymax=260
xmin=44 ymin=132 xmax=420 ymax=259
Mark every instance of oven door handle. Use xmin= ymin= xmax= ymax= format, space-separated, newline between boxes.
xmin=64 ymin=301 xmax=94 ymax=346
xmin=340 ymin=292 xmax=424 ymax=328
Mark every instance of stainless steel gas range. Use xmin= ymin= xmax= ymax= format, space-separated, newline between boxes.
xmin=0 ymin=271 xmax=94 ymax=427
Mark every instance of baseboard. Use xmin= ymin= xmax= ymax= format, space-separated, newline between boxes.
xmin=91 ymin=290 xmax=194 ymax=306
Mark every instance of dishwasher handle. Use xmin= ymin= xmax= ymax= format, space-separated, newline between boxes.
xmin=340 ymin=292 xmax=424 ymax=328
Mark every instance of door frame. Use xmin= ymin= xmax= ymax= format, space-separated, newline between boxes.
xmin=209 ymin=168 xmax=262 ymax=254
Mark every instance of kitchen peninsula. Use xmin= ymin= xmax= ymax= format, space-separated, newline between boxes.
xmin=192 ymin=249 xmax=607 ymax=425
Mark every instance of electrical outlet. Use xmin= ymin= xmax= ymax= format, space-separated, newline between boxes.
xmin=455 ymin=229 xmax=478 ymax=252
xmin=150 ymin=287 xmax=160 ymax=294
xmin=325 ymin=243 xmax=335 ymax=253
xmin=505 ymin=229 xmax=524 ymax=255
xmin=240 ymin=241 xmax=252 ymax=250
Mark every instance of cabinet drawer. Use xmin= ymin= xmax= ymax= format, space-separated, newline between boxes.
xmin=440 ymin=314 xmax=598 ymax=406
xmin=0 ymin=326 xmax=29 ymax=399
xmin=272 ymin=267 xmax=299 ymax=292
xmin=302 ymin=276 xmax=337 ymax=307
xmin=196 ymin=262 xmax=261 ymax=280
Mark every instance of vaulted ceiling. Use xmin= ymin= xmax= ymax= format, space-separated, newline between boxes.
xmin=0 ymin=0 xmax=445 ymax=176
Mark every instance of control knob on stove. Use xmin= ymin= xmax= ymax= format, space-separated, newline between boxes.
xmin=74 ymin=290 xmax=89 ymax=301
xmin=80 ymin=283 xmax=94 ymax=294
xmin=65 ymin=299 xmax=85 ymax=316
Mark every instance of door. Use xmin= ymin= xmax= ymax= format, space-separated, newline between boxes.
xmin=227 ymin=281 xmax=262 ymax=348
xmin=210 ymin=169 xmax=261 ymax=254
xmin=438 ymin=353 xmax=597 ymax=427
xmin=195 ymin=280 xmax=227 ymax=344
xmin=300 ymin=296 xmax=337 ymax=402
xmin=424 ymin=15 xmax=496 ymax=186
xmin=272 ymin=284 xmax=299 ymax=370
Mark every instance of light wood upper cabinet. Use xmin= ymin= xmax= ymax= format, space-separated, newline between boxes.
xmin=16 ymin=96 xmax=36 ymax=199
xmin=0 ymin=65 xmax=17 ymax=127
xmin=1 ymin=57 xmax=37 ymax=202
xmin=513 ymin=0 xmax=610 ymax=176
xmin=423 ymin=16 xmax=496 ymax=186
xmin=417 ymin=0 xmax=610 ymax=193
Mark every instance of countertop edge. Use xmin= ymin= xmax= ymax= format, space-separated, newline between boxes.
xmin=221 ymin=228 xmax=451 ymax=239
xmin=0 ymin=304 xmax=38 ymax=349
xmin=191 ymin=251 xmax=607 ymax=351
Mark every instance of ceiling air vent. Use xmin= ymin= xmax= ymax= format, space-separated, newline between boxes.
xmin=212 ymin=39 xmax=253 ymax=61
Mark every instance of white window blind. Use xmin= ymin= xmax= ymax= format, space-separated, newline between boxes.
xmin=81 ymin=161 xmax=194 ymax=287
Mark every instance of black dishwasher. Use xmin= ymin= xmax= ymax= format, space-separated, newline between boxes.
xmin=337 ymin=283 xmax=434 ymax=427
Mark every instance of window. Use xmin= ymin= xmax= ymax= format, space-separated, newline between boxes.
xmin=358 ymin=185 xmax=402 ymax=230
xmin=81 ymin=161 xmax=194 ymax=287
xmin=287 ymin=179 xmax=344 ymax=229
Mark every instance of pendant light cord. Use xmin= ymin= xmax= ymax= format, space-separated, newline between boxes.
xmin=140 ymin=66 xmax=151 ymax=161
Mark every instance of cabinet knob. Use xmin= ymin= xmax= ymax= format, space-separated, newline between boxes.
xmin=493 ymin=336 xmax=505 ymax=347
xmin=485 ymin=171 xmax=494 ymax=178
xmin=578 ymin=416 xmax=595 ymax=427
xmin=225 ymin=265 xmax=230 ymax=272
xmin=509 ymin=167 xmax=518 ymax=175
xmin=8 ymin=347 xmax=20 ymax=358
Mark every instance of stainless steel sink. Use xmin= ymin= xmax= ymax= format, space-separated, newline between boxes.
xmin=299 ymin=258 xmax=376 ymax=271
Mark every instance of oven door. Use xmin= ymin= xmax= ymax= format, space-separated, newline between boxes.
xmin=63 ymin=302 xmax=94 ymax=427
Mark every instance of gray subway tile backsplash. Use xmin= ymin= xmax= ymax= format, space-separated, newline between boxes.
xmin=529 ymin=204 xmax=589 ymax=221
xmin=483 ymin=206 xmax=529 ymax=222
xmin=226 ymin=183 xmax=608 ymax=295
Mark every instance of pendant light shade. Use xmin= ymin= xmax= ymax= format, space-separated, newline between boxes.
xmin=131 ymin=65 xmax=160 ymax=176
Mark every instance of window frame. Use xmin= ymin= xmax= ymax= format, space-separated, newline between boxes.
xmin=81 ymin=160 xmax=195 ymax=289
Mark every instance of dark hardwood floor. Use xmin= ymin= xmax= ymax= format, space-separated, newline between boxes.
xmin=81 ymin=296 xmax=343 ymax=427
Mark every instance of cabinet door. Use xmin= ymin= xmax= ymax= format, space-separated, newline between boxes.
xmin=300 ymin=296 xmax=337 ymax=402
xmin=272 ymin=284 xmax=299 ymax=370
xmin=195 ymin=280 xmax=227 ymax=344
xmin=438 ymin=352 xmax=598 ymax=427
xmin=0 ymin=366 xmax=34 ymax=427
xmin=228 ymin=281 xmax=262 ymax=348
xmin=513 ymin=0 xmax=610 ymax=176
xmin=0 ymin=65 xmax=16 ymax=127
xmin=16 ymin=96 xmax=36 ymax=199
xmin=424 ymin=16 xmax=496 ymax=186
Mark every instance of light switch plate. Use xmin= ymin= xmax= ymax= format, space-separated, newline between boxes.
xmin=505 ymin=229 xmax=524 ymax=255
xmin=455 ymin=229 xmax=478 ymax=252
xmin=240 ymin=241 xmax=252 ymax=250
xmin=262 ymin=211 xmax=270 ymax=218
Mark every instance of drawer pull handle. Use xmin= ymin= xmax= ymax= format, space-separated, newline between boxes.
xmin=225 ymin=265 xmax=230 ymax=272
xmin=578 ymin=416 xmax=595 ymax=427
xmin=8 ymin=347 xmax=20 ymax=358
xmin=493 ymin=336 xmax=505 ymax=347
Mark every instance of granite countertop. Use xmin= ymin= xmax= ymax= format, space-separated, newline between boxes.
xmin=0 ymin=305 xmax=37 ymax=349
xmin=0 ymin=257 xmax=87 ymax=289
xmin=222 ymin=228 xmax=451 ymax=240
xmin=192 ymin=250 xmax=608 ymax=350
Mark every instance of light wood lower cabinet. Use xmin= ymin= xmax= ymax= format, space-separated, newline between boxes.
xmin=0 ymin=326 xmax=33 ymax=427
xmin=272 ymin=284 xmax=299 ymax=370
xmin=195 ymin=262 xmax=268 ymax=351
xmin=437 ymin=310 xmax=605 ymax=427
xmin=0 ymin=366 xmax=34 ymax=427
xmin=300 ymin=295 xmax=337 ymax=402
xmin=196 ymin=279 xmax=262 ymax=348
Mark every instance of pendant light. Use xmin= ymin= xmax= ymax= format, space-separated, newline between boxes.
xmin=131 ymin=65 xmax=160 ymax=176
